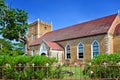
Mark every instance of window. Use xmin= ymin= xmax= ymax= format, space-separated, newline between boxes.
xmin=92 ymin=40 xmax=100 ymax=58
xmin=40 ymin=43 xmax=47 ymax=55
xmin=31 ymin=35 xmax=34 ymax=40
xmin=66 ymin=45 xmax=71 ymax=59
xmin=31 ymin=50 xmax=35 ymax=56
xmin=44 ymin=27 xmax=47 ymax=30
xmin=31 ymin=27 xmax=34 ymax=30
xmin=77 ymin=42 xmax=84 ymax=59
xmin=56 ymin=53 xmax=59 ymax=60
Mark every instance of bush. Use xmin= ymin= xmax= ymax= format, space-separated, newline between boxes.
xmin=0 ymin=47 xmax=24 ymax=56
xmin=50 ymin=64 xmax=64 ymax=79
xmin=83 ymin=53 xmax=120 ymax=78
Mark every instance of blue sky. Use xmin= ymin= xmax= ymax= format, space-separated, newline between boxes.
xmin=5 ymin=0 xmax=120 ymax=30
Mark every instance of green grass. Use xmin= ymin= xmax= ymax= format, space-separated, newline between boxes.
xmin=50 ymin=65 xmax=89 ymax=79
xmin=61 ymin=66 xmax=89 ymax=79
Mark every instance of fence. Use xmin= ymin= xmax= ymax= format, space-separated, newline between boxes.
xmin=0 ymin=64 xmax=120 ymax=80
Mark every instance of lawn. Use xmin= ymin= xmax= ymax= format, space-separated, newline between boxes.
xmin=51 ymin=65 xmax=89 ymax=79
xmin=61 ymin=66 xmax=89 ymax=79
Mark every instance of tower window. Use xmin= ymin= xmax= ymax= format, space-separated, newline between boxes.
xmin=31 ymin=27 xmax=34 ymax=30
xmin=44 ymin=27 xmax=47 ymax=30
xmin=31 ymin=35 xmax=35 ymax=40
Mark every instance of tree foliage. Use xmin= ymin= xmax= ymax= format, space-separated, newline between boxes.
xmin=0 ymin=0 xmax=7 ymax=21
xmin=0 ymin=38 xmax=24 ymax=55
xmin=0 ymin=0 xmax=28 ymax=44
xmin=0 ymin=38 xmax=13 ymax=50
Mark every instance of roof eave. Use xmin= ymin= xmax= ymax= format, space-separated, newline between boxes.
xmin=53 ymin=32 xmax=107 ymax=42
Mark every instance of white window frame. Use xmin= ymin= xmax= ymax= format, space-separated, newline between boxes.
xmin=77 ymin=42 xmax=84 ymax=59
xmin=91 ymin=40 xmax=100 ymax=59
xmin=40 ymin=43 xmax=47 ymax=55
xmin=65 ymin=44 xmax=71 ymax=60
xmin=31 ymin=34 xmax=34 ymax=40
xmin=31 ymin=49 xmax=35 ymax=56
xmin=56 ymin=52 xmax=59 ymax=60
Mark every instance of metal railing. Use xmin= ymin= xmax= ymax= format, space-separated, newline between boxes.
xmin=0 ymin=64 xmax=120 ymax=80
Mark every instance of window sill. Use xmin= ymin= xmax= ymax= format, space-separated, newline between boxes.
xmin=65 ymin=59 xmax=71 ymax=61
xmin=77 ymin=58 xmax=84 ymax=60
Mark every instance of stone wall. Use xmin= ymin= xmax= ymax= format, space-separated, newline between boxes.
xmin=57 ymin=34 xmax=107 ymax=64
xmin=50 ymin=50 xmax=64 ymax=64
xmin=28 ymin=21 xmax=52 ymax=44
xmin=113 ymin=35 xmax=120 ymax=53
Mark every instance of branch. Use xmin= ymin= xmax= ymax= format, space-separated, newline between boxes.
xmin=18 ymin=32 xmax=30 ymax=54
xmin=19 ymin=36 xmax=27 ymax=44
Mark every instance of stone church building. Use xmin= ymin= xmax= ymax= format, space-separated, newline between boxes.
xmin=28 ymin=14 xmax=120 ymax=64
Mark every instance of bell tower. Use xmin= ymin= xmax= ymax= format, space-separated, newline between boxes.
xmin=27 ymin=19 xmax=52 ymax=43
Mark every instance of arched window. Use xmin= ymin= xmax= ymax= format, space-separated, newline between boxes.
xmin=40 ymin=43 xmax=47 ymax=55
xmin=56 ymin=53 xmax=59 ymax=60
xmin=77 ymin=42 xmax=84 ymax=59
xmin=92 ymin=40 xmax=100 ymax=58
xmin=31 ymin=34 xmax=34 ymax=40
xmin=44 ymin=27 xmax=47 ymax=30
xmin=65 ymin=45 xmax=71 ymax=59
xmin=31 ymin=49 xmax=35 ymax=56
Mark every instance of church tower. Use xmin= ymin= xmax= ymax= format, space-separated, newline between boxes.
xmin=27 ymin=19 xmax=52 ymax=44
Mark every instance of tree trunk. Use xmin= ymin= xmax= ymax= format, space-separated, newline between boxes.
xmin=19 ymin=34 xmax=29 ymax=55
xmin=25 ymin=43 xmax=28 ymax=55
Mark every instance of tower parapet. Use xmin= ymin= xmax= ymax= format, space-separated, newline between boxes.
xmin=28 ymin=20 xmax=52 ymax=44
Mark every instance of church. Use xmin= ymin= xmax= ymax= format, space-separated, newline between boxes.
xmin=28 ymin=14 xmax=120 ymax=65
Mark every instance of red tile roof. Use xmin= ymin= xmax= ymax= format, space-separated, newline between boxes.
xmin=30 ymin=14 xmax=118 ymax=46
xmin=114 ymin=23 xmax=120 ymax=35
xmin=45 ymin=41 xmax=64 ymax=51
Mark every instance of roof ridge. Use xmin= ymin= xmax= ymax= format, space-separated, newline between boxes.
xmin=114 ymin=23 xmax=120 ymax=35
xmin=107 ymin=13 xmax=118 ymax=33
xmin=29 ymin=13 xmax=118 ymax=46
xmin=47 ymin=13 xmax=118 ymax=33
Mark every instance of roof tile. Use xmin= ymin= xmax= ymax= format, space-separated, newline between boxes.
xmin=46 ymin=41 xmax=64 ymax=51
xmin=114 ymin=23 xmax=120 ymax=35
xmin=30 ymin=14 xmax=118 ymax=46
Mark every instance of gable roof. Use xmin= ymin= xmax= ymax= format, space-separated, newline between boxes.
xmin=114 ymin=23 xmax=120 ymax=35
xmin=30 ymin=14 xmax=118 ymax=46
xmin=45 ymin=41 xmax=64 ymax=51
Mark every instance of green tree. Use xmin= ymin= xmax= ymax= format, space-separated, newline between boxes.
xmin=0 ymin=38 xmax=24 ymax=55
xmin=0 ymin=0 xmax=28 ymax=54
xmin=0 ymin=0 xmax=7 ymax=21
xmin=0 ymin=38 xmax=13 ymax=50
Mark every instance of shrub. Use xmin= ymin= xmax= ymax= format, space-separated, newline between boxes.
xmin=0 ymin=47 xmax=24 ymax=56
xmin=83 ymin=53 xmax=120 ymax=78
xmin=50 ymin=64 xmax=64 ymax=79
